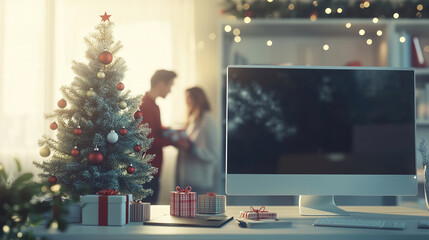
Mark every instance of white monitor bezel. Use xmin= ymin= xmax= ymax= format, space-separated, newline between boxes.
xmin=225 ymin=65 xmax=417 ymax=196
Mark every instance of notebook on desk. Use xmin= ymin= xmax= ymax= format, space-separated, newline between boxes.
xmin=145 ymin=214 xmax=233 ymax=228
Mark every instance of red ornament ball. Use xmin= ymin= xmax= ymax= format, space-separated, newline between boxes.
xmin=50 ymin=122 xmax=58 ymax=130
xmin=127 ymin=165 xmax=135 ymax=174
xmin=133 ymin=145 xmax=142 ymax=152
xmin=48 ymin=175 xmax=57 ymax=185
xmin=116 ymin=82 xmax=125 ymax=91
xmin=57 ymin=99 xmax=67 ymax=108
xmin=134 ymin=110 xmax=143 ymax=120
xmin=99 ymin=51 xmax=113 ymax=65
xmin=119 ymin=127 xmax=127 ymax=136
xmin=74 ymin=126 xmax=82 ymax=136
xmin=71 ymin=147 xmax=80 ymax=158
xmin=88 ymin=147 xmax=104 ymax=166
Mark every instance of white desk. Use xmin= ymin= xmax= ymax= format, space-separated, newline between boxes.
xmin=33 ymin=205 xmax=429 ymax=240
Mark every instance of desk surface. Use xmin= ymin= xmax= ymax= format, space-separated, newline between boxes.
xmin=33 ymin=205 xmax=429 ymax=240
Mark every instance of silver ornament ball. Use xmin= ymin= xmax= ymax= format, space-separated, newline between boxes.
xmin=107 ymin=130 xmax=119 ymax=143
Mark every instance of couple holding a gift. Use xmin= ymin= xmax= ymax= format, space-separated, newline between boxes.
xmin=139 ymin=70 xmax=221 ymax=204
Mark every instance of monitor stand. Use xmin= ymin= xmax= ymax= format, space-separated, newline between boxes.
xmin=299 ymin=195 xmax=350 ymax=216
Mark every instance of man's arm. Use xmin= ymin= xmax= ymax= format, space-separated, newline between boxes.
xmin=139 ymin=104 xmax=173 ymax=148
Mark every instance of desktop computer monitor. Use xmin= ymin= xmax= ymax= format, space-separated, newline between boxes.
xmin=226 ymin=65 xmax=417 ymax=215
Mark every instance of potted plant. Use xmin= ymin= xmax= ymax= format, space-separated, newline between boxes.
xmin=0 ymin=159 xmax=67 ymax=240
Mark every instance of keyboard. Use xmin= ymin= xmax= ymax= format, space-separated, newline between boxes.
xmin=314 ymin=218 xmax=406 ymax=230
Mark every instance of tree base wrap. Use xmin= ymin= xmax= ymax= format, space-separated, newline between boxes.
xmin=81 ymin=194 xmax=131 ymax=226
xmin=130 ymin=202 xmax=151 ymax=222
xmin=198 ymin=194 xmax=226 ymax=214
xmin=239 ymin=208 xmax=277 ymax=220
xmin=170 ymin=191 xmax=197 ymax=217
xmin=43 ymin=197 xmax=81 ymax=223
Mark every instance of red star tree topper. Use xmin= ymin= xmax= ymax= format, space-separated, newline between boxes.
xmin=100 ymin=12 xmax=111 ymax=22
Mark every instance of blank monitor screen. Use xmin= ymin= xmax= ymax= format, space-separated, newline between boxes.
xmin=227 ymin=66 xmax=415 ymax=176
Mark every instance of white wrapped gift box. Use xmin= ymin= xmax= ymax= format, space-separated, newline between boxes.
xmin=43 ymin=197 xmax=81 ymax=223
xmin=63 ymin=202 xmax=81 ymax=223
xmin=81 ymin=194 xmax=131 ymax=226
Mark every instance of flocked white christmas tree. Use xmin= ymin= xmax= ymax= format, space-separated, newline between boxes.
xmin=34 ymin=13 xmax=157 ymax=199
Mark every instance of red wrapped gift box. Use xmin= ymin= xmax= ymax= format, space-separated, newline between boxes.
xmin=170 ymin=186 xmax=196 ymax=217
xmin=239 ymin=206 xmax=277 ymax=220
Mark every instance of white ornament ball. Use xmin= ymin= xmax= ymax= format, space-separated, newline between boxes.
xmin=119 ymin=101 xmax=127 ymax=109
xmin=97 ymin=71 xmax=105 ymax=79
xmin=87 ymin=88 xmax=96 ymax=97
xmin=39 ymin=146 xmax=51 ymax=157
xmin=107 ymin=130 xmax=119 ymax=143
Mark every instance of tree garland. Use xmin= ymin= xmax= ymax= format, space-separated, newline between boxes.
xmin=221 ymin=0 xmax=429 ymax=19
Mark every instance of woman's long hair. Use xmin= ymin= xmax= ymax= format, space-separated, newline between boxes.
xmin=186 ymin=87 xmax=211 ymax=126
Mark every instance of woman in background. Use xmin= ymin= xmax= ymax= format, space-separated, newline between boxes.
xmin=176 ymin=87 xmax=221 ymax=194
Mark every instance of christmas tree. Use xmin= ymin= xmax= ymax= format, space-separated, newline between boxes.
xmin=34 ymin=13 xmax=157 ymax=199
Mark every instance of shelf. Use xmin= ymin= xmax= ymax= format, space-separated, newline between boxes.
xmin=220 ymin=18 xmax=403 ymax=69
xmin=394 ymin=20 xmax=429 ymax=37
xmin=415 ymin=68 xmax=429 ymax=75
xmin=417 ymin=120 xmax=429 ymax=126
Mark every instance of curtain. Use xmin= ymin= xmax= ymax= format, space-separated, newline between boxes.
xmin=0 ymin=0 xmax=47 ymax=176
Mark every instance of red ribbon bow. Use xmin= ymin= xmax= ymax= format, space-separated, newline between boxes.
xmin=96 ymin=189 xmax=129 ymax=225
xmin=97 ymin=189 xmax=119 ymax=195
xmin=176 ymin=186 xmax=192 ymax=193
xmin=206 ymin=192 xmax=216 ymax=196
xmin=250 ymin=206 xmax=267 ymax=220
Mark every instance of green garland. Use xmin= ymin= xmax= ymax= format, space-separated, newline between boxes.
xmin=221 ymin=0 xmax=429 ymax=19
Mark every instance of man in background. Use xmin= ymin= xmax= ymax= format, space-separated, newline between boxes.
xmin=139 ymin=69 xmax=189 ymax=204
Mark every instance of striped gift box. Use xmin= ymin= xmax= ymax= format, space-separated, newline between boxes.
xmin=170 ymin=186 xmax=196 ymax=217
xmin=130 ymin=202 xmax=150 ymax=222
xmin=198 ymin=193 xmax=226 ymax=214
xmin=239 ymin=206 xmax=277 ymax=220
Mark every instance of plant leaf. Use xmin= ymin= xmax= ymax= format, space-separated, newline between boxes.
xmin=14 ymin=158 xmax=22 ymax=172
xmin=0 ymin=164 xmax=7 ymax=182
xmin=11 ymin=173 xmax=33 ymax=189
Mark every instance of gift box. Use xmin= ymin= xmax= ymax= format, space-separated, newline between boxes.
xmin=170 ymin=186 xmax=196 ymax=217
xmin=62 ymin=201 xmax=81 ymax=223
xmin=43 ymin=196 xmax=81 ymax=223
xmin=81 ymin=189 xmax=132 ymax=226
xmin=130 ymin=201 xmax=150 ymax=222
xmin=162 ymin=129 xmax=187 ymax=143
xmin=198 ymin=192 xmax=226 ymax=214
xmin=239 ymin=206 xmax=277 ymax=220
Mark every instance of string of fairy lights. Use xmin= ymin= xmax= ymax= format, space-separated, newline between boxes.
xmin=215 ymin=0 xmax=428 ymax=53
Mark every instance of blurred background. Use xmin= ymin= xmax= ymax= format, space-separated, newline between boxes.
xmin=0 ymin=0 xmax=428 ymax=207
